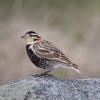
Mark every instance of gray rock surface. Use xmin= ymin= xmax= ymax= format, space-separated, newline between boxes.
xmin=0 ymin=75 xmax=100 ymax=100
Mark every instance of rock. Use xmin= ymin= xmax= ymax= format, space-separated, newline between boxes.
xmin=0 ymin=75 xmax=100 ymax=100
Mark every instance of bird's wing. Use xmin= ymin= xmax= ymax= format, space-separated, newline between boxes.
xmin=33 ymin=40 xmax=78 ymax=69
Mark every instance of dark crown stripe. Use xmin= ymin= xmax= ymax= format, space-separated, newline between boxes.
xmin=26 ymin=31 xmax=38 ymax=34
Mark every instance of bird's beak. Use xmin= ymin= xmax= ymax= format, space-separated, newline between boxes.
xmin=20 ymin=34 xmax=26 ymax=38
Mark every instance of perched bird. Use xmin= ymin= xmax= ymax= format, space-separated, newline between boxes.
xmin=21 ymin=31 xmax=84 ymax=77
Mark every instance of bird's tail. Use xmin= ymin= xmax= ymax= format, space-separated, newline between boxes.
xmin=66 ymin=62 xmax=88 ymax=78
xmin=70 ymin=67 xmax=88 ymax=78
xmin=56 ymin=62 xmax=88 ymax=78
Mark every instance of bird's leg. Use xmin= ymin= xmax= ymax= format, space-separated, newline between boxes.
xmin=39 ymin=71 xmax=51 ymax=76
xmin=33 ymin=71 xmax=51 ymax=77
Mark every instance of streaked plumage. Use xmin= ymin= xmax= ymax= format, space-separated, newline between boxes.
xmin=21 ymin=31 xmax=84 ymax=76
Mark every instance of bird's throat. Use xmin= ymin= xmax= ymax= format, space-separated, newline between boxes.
xmin=26 ymin=37 xmax=34 ymax=44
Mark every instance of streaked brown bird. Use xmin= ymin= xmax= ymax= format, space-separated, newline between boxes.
xmin=21 ymin=31 xmax=84 ymax=76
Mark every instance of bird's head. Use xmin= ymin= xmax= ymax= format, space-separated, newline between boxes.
xmin=21 ymin=31 xmax=43 ymax=44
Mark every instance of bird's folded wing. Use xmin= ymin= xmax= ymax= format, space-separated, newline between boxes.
xmin=32 ymin=40 xmax=78 ymax=69
xmin=34 ymin=48 xmax=77 ymax=69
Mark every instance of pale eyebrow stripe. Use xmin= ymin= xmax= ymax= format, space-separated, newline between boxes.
xmin=30 ymin=34 xmax=38 ymax=37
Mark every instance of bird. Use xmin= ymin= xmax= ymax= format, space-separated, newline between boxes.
xmin=21 ymin=31 xmax=85 ymax=77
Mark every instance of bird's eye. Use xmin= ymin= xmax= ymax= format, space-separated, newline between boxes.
xmin=34 ymin=39 xmax=37 ymax=41
xmin=30 ymin=35 xmax=33 ymax=37
xmin=30 ymin=34 xmax=38 ymax=37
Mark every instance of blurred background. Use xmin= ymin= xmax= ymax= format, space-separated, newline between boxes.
xmin=0 ymin=0 xmax=100 ymax=85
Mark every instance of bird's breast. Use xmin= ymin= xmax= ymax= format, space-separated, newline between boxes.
xmin=26 ymin=44 xmax=54 ymax=70
xmin=26 ymin=44 xmax=40 ymax=66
